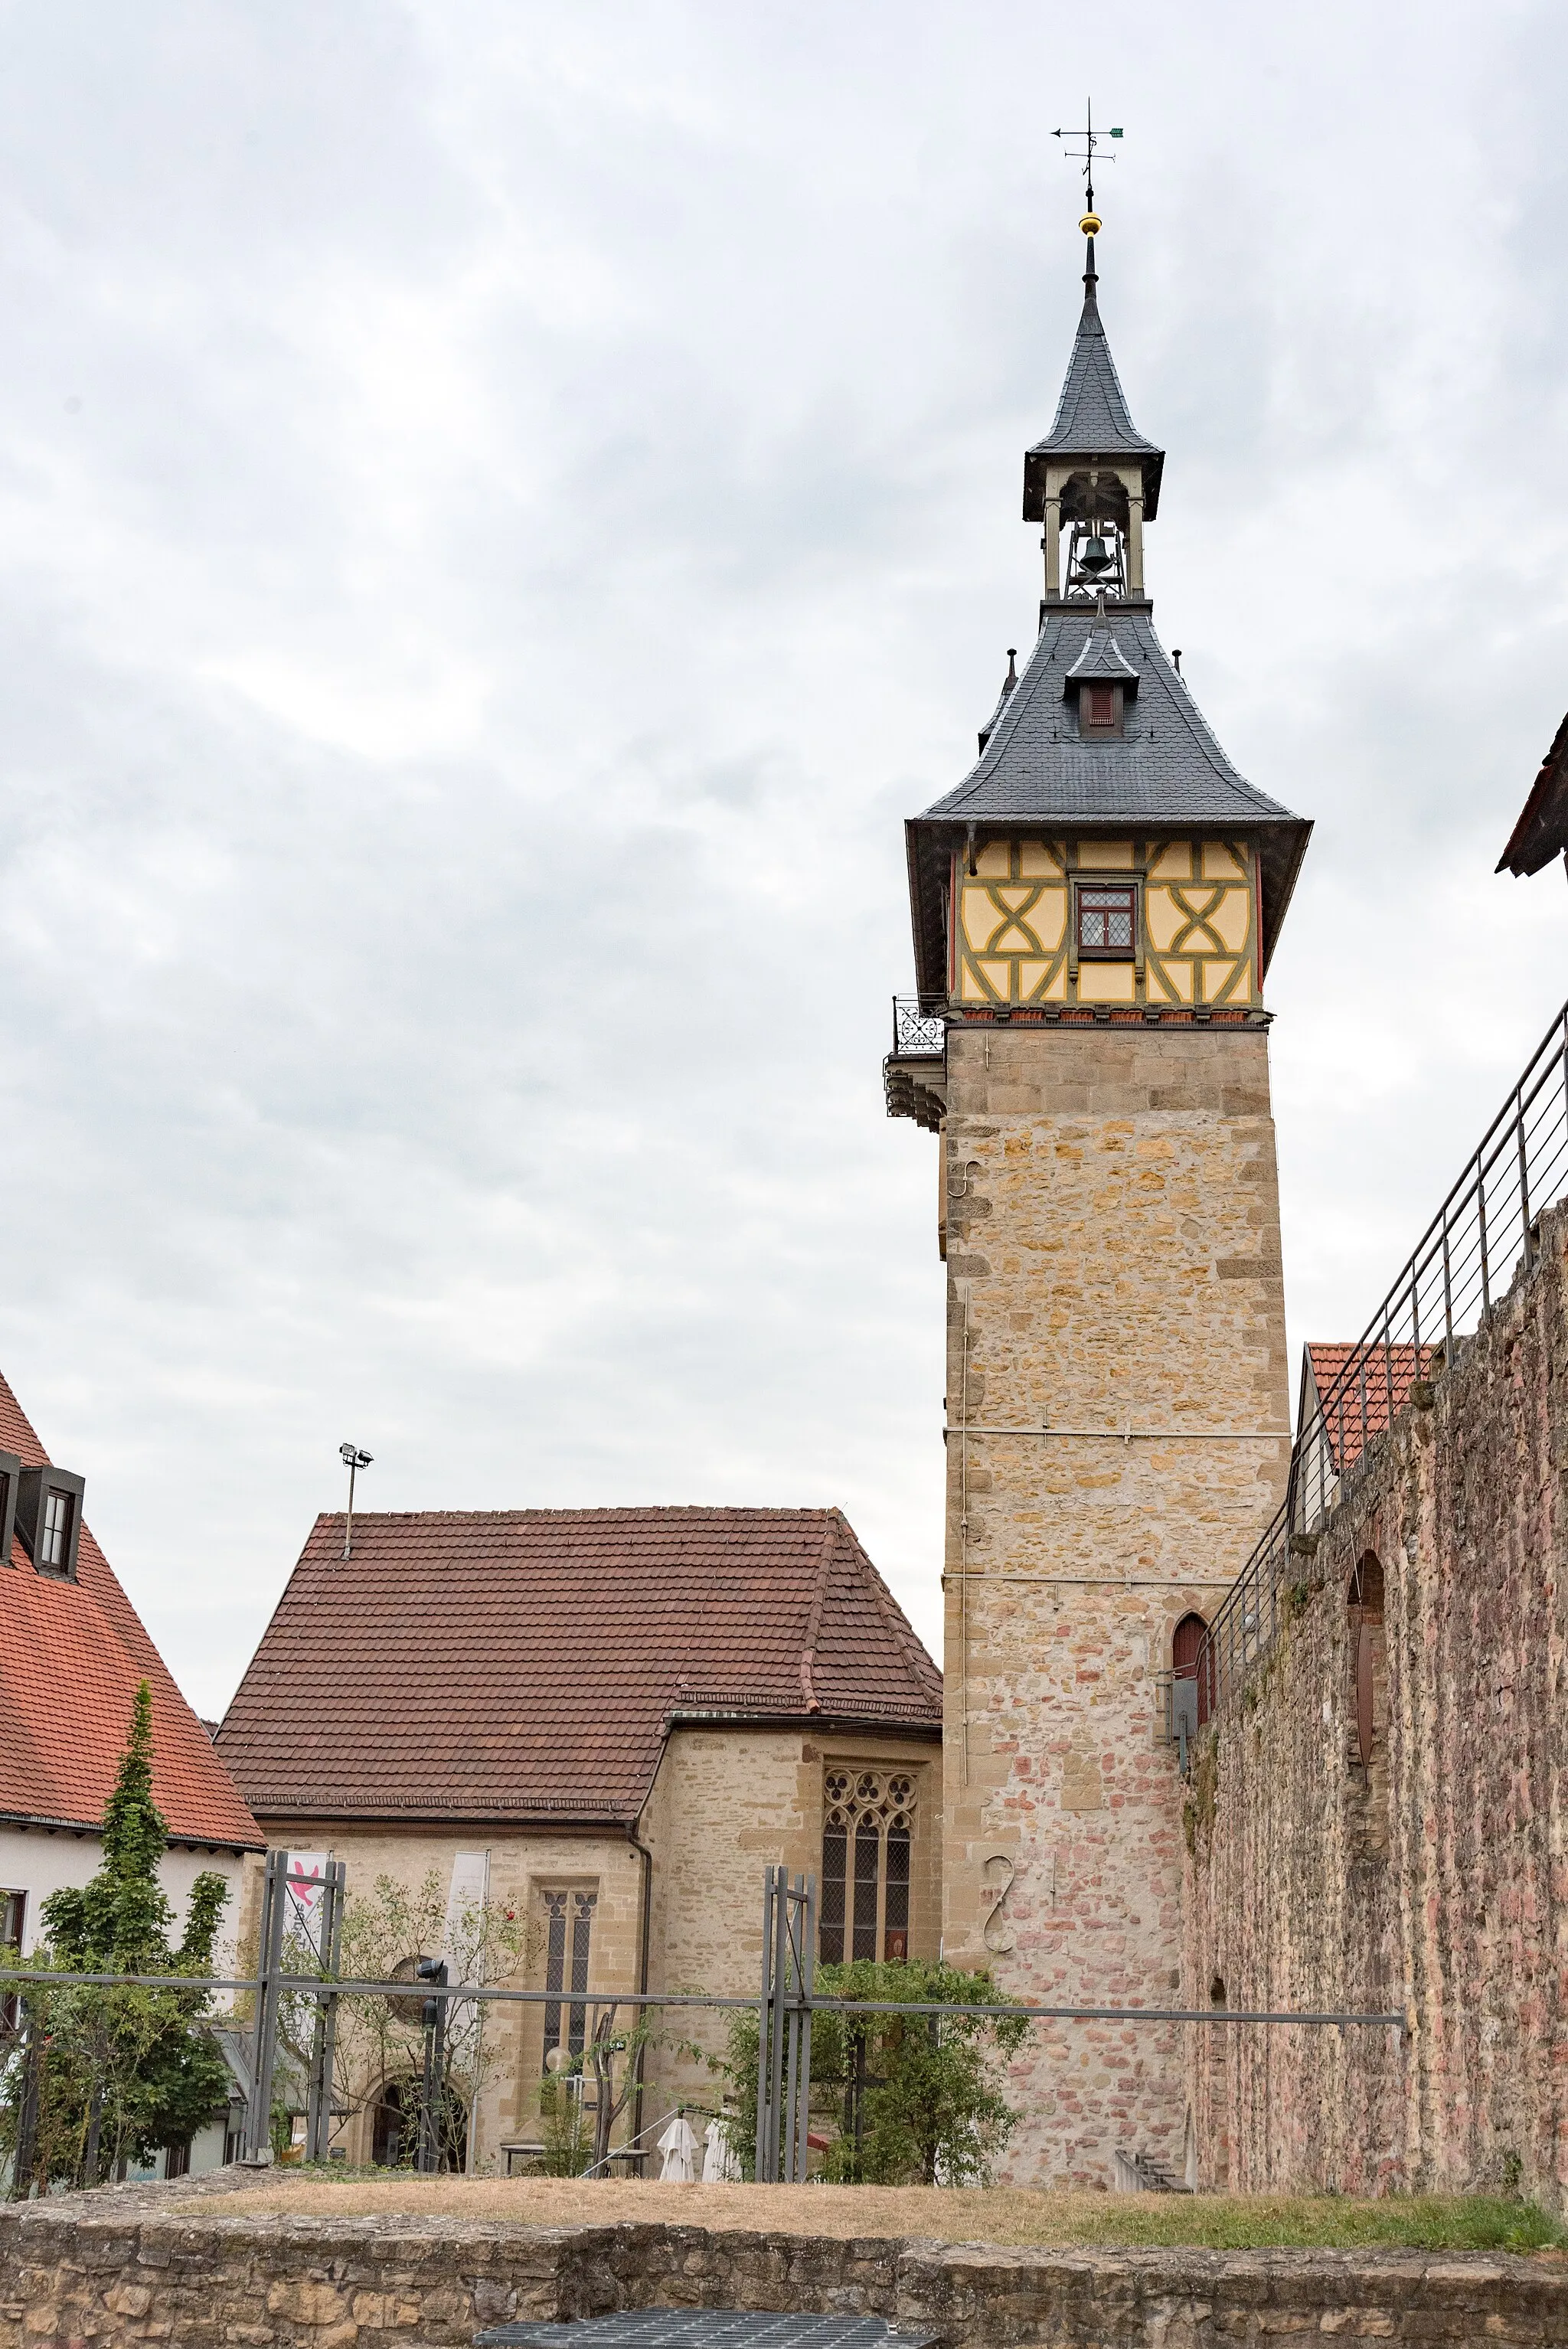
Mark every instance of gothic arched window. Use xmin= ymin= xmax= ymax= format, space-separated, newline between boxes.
xmin=820 ymin=1769 xmax=917 ymax=1964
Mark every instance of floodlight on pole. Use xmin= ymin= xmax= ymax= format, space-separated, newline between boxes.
xmin=339 ymin=1443 xmax=373 ymax=1559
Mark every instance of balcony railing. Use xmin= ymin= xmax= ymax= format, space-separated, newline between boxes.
xmin=1199 ymin=992 xmax=1568 ymax=1719
xmin=890 ymin=998 xmax=945 ymax=1058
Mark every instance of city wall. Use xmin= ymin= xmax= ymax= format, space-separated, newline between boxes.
xmin=1184 ymin=1200 xmax=1568 ymax=2209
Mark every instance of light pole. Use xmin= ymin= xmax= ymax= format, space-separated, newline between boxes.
xmin=339 ymin=1442 xmax=373 ymax=1558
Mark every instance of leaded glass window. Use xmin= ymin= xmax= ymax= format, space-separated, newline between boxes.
xmin=820 ymin=1769 xmax=917 ymax=1963
xmin=541 ymin=1888 xmax=596 ymax=2069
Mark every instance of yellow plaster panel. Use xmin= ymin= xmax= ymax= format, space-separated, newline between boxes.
xmin=1027 ymin=886 xmax=1067 ymax=949
xmin=1201 ymin=841 xmax=1247 ymax=882
xmin=1201 ymin=956 xmax=1241 ymax=1001
xmin=1040 ymin=962 xmax=1069 ymax=1001
xmin=1018 ymin=841 xmax=1063 ymax=877
xmin=1147 ymin=842 xmax=1192 ymax=881
xmin=958 ymin=962 xmax=993 ymax=1003
xmin=1077 ymin=839 xmax=1134 ymax=871
xmin=1155 ymin=956 xmax=1194 ymax=1002
xmin=1017 ymin=960 xmax=1050 ymax=998
xmin=961 ymin=886 xmax=1001 ymax=950
xmin=1208 ymin=888 xmax=1251 ymax=952
xmin=975 ymin=841 xmax=1011 ymax=877
xmin=1144 ymin=887 xmax=1185 ymax=952
xmin=1077 ymin=962 xmax=1137 ymax=1003
xmin=978 ymin=959 xmax=1012 ymax=996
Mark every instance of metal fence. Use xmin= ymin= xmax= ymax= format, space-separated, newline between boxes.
xmin=1198 ymin=992 xmax=1568 ymax=1717
xmin=1 ymin=1864 xmax=1403 ymax=2191
xmin=890 ymin=998 xmax=945 ymax=1058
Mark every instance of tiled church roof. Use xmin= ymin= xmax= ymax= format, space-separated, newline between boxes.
xmin=0 ymin=1369 xmax=262 ymax=1851
xmin=1302 ymin=1343 xmax=1443 ymax=1475
xmin=217 ymin=1507 xmax=941 ymax=1826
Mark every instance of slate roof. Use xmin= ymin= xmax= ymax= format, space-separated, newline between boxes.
xmin=0 ymin=1369 xmax=262 ymax=1850
xmin=1066 ymin=607 xmax=1140 ymax=686
xmin=903 ymin=604 xmax=1312 ymax=998
xmin=1498 ymin=707 xmax=1568 ymax=877
xmin=1023 ymin=243 xmax=1165 ymax=520
xmin=1300 ymin=1344 xmax=1442 ymax=1476
xmin=217 ymin=1507 xmax=942 ymax=1826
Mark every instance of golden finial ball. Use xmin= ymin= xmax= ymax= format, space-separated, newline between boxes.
xmin=1080 ymin=211 xmax=1102 ymax=236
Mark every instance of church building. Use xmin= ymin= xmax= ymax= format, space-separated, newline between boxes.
xmin=887 ymin=208 xmax=1312 ymax=2185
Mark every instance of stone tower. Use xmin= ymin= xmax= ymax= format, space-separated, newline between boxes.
xmin=886 ymin=219 xmax=1312 ymax=2187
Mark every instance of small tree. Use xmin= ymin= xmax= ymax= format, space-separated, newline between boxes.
xmin=723 ymin=1957 xmax=1025 ymax=2185
xmin=3 ymin=1683 xmax=231 ymax=2191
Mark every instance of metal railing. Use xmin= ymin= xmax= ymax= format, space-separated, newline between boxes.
xmin=891 ymin=997 xmax=945 ymax=1057
xmin=1199 ymin=993 xmax=1568 ymax=1717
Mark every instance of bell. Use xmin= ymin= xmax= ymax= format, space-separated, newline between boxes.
xmin=1078 ymin=534 xmax=1113 ymax=577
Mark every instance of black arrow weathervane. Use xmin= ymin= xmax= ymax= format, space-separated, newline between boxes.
xmin=1052 ymin=100 xmax=1122 ymax=219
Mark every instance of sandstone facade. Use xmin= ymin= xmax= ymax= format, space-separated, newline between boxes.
xmin=939 ymin=1026 xmax=1290 ymax=2186
xmin=1184 ymin=1200 xmax=1568 ymax=2211
xmin=257 ymin=1722 xmax=941 ymax=2171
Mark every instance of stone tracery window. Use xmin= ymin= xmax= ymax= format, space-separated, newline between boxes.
xmin=541 ymin=1887 xmax=596 ymax=2069
xmin=820 ymin=1768 xmax=916 ymax=1964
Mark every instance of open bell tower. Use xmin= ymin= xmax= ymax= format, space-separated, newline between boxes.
xmin=886 ymin=203 xmax=1312 ymax=2187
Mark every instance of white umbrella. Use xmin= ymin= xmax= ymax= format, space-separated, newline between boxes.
xmin=701 ymin=2118 xmax=742 ymax=2182
xmin=657 ymin=2112 xmax=699 ymax=2181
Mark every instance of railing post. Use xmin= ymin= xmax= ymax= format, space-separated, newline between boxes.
xmin=1518 ymin=1087 xmax=1535 ymax=1272
xmin=1477 ymin=1155 xmax=1491 ymax=1314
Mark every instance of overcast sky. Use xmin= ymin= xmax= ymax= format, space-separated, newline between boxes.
xmin=3 ymin=2 xmax=1566 ymax=1717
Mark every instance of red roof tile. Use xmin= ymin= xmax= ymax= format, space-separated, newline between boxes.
xmin=217 ymin=1507 xmax=942 ymax=1825
xmin=1302 ymin=1342 xmax=1442 ymax=1475
xmin=0 ymin=1370 xmax=263 ymax=1850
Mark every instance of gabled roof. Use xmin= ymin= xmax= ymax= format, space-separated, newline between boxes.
xmin=1023 ymin=243 xmax=1165 ymax=521
xmin=903 ymin=606 xmax=1312 ymax=997
xmin=0 ymin=1371 xmax=262 ymax=1851
xmin=1498 ymin=707 xmax=1568 ymax=877
xmin=1300 ymin=1344 xmax=1442 ymax=1476
xmin=217 ymin=1507 xmax=941 ymax=1827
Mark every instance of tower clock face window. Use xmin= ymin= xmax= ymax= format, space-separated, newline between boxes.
xmin=1077 ymin=884 xmax=1137 ymax=959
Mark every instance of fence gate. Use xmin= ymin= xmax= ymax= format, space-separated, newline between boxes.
xmin=754 ymin=1866 xmax=815 ymax=2183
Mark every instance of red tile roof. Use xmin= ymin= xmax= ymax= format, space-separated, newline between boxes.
xmin=0 ymin=1370 xmax=263 ymax=1850
xmin=217 ymin=1507 xmax=942 ymax=1825
xmin=1302 ymin=1342 xmax=1442 ymax=1475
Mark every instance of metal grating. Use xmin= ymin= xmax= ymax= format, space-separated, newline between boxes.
xmin=475 ymin=2319 xmax=942 ymax=2349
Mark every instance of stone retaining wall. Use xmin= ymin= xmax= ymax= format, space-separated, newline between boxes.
xmin=2 ymin=2177 xmax=1565 ymax=2349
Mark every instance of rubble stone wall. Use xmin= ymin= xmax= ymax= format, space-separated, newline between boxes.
xmin=4 ymin=2180 xmax=1565 ymax=2349
xmin=1184 ymin=1200 xmax=1568 ymax=2209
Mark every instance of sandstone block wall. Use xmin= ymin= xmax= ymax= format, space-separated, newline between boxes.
xmin=940 ymin=1027 xmax=1290 ymax=2189
xmin=5 ymin=2177 xmax=1566 ymax=2349
xmin=1184 ymin=1201 xmax=1568 ymax=2210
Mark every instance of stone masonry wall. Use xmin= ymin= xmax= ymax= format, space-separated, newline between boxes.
xmin=1184 ymin=1199 xmax=1568 ymax=2209
xmin=939 ymin=1027 xmax=1290 ymax=2189
xmin=5 ymin=2176 xmax=1565 ymax=2349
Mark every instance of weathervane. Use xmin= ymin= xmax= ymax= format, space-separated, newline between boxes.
xmin=1052 ymin=100 xmax=1122 ymax=230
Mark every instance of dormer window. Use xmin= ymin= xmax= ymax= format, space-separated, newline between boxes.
xmin=1077 ymin=883 xmax=1137 ymax=959
xmin=18 ymin=1465 xmax=85 ymax=1581
xmin=1079 ymin=683 xmax=1122 ymax=739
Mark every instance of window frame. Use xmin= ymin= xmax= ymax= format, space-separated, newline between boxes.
xmin=539 ymin=1883 xmax=597 ymax=2073
xmin=819 ymin=1765 xmax=919 ymax=1965
xmin=1074 ymin=879 xmax=1140 ymax=962
xmin=17 ymin=1465 xmax=85 ymax=1583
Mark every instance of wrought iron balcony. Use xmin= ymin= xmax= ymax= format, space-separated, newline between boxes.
xmin=890 ymin=998 xmax=946 ymax=1059
xmin=884 ymin=998 xmax=946 ymax=1131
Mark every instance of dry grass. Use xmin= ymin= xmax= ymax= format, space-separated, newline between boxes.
xmin=216 ymin=2174 xmax=1568 ymax=2254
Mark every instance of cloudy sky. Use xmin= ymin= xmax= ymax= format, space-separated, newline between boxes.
xmin=2 ymin=1 xmax=1566 ymax=1717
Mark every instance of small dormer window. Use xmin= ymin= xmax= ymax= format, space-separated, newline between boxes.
xmin=39 ymin=1488 xmax=72 ymax=1571
xmin=1077 ymin=883 xmax=1137 ymax=959
xmin=1079 ymin=683 xmax=1122 ymax=739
